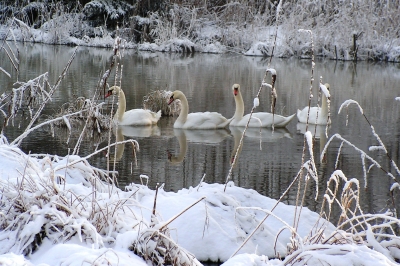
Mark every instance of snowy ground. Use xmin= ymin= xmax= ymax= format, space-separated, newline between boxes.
xmin=0 ymin=134 xmax=399 ymax=265
xmin=1 ymin=2 xmax=400 ymax=265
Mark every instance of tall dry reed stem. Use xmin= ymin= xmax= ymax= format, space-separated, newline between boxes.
xmin=0 ymin=32 xmax=20 ymax=80
xmin=321 ymin=116 xmax=400 ymax=222
xmin=5 ymin=47 xmax=78 ymax=147
xmin=224 ymin=0 xmax=283 ymax=192
xmin=293 ymin=29 xmax=317 ymax=232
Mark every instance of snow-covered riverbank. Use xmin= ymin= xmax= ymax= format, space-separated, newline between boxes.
xmin=1 ymin=0 xmax=399 ymax=61
xmin=0 ymin=137 xmax=398 ymax=265
xmin=1 ymin=1 xmax=400 ymax=265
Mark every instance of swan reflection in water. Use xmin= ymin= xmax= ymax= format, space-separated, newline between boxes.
xmin=108 ymin=126 xmax=126 ymax=162
xmin=118 ymin=124 xmax=161 ymax=138
xmin=229 ymin=126 xmax=293 ymax=165
xmin=108 ymin=125 xmax=159 ymax=162
xmin=229 ymin=126 xmax=292 ymax=141
xmin=296 ymin=123 xmax=329 ymax=164
xmin=168 ymin=128 xmax=230 ymax=164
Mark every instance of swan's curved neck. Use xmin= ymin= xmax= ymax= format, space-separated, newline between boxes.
xmin=321 ymin=94 xmax=328 ymax=117
xmin=233 ymin=90 xmax=244 ymax=121
xmin=115 ymin=89 xmax=126 ymax=121
xmin=176 ymin=93 xmax=189 ymax=124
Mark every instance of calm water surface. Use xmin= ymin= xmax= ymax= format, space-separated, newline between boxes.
xmin=1 ymin=44 xmax=400 ymax=218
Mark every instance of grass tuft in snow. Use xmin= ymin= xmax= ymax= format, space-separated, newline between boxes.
xmin=130 ymin=185 xmax=204 ymax=265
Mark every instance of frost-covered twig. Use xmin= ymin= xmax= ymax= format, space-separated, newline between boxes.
xmin=338 ymin=99 xmax=400 ymax=178
xmin=223 ymin=78 xmax=272 ymax=192
xmin=293 ymin=29 xmax=316 ymax=232
xmin=230 ymin=168 xmax=304 ymax=258
xmin=323 ymin=132 xmax=400 ymax=187
xmin=54 ymin=139 xmax=139 ymax=172
xmin=10 ymin=47 xmax=78 ymax=147
xmin=10 ymin=104 xmax=105 ymax=146
xmin=131 ymin=193 xmax=205 ymax=265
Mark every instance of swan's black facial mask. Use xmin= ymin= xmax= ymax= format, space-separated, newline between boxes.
xmin=233 ymin=86 xmax=239 ymax=96
xmin=105 ymin=89 xmax=113 ymax=98
xmin=168 ymin=94 xmax=175 ymax=105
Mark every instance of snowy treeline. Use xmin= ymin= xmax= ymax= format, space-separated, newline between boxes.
xmin=0 ymin=35 xmax=399 ymax=265
xmin=1 ymin=0 xmax=399 ymax=61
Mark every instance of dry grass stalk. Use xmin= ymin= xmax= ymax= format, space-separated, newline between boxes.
xmin=130 ymin=187 xmax=204 ymax=265
xmin=0 ymin=29 xmax=20 ymax=79
xmin=0 ymin=145 xmax=109 ymax=255
xmin=50 ymin=97 xmax=112 ymax=132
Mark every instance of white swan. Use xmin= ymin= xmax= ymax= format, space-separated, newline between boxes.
xmin=167 ymin=90 xmax=230 ymax=129
xmin=297 ymin=83 xmax=331 ymax=125
xmin=105 ymin=86 xmax=161 ymax=126
xmin=229 ymin=84 xmax=296 ymax=128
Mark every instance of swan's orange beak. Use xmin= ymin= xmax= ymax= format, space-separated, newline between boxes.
xmin=233 ymin=88 xmax=238 ymax=96
xmin=105 ymin=90 xmax=112 ymax=98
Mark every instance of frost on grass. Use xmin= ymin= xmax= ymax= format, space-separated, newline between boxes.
xmin=49 ymin=97 xmax=112 ymax=133
xmin=286 ymin=170 xmax=400 ymax=265
xmin=1 ymin=73 xmax=49 ymax=127
xmin=143 ymin=90 xmax=181 ymax=117
xmin=0 ymin=143 xmax=110 ymax=255
xmin=2 ymin=1 xmax=400 ymax=61
xmin=0 ymin=139 xmax=196 ymax=264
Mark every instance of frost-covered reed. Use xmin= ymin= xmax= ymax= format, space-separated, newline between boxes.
xmin=1 ymin=18 xmax=400 ymax=265
xmin=228 ymin=28 xmax=400 ymax=264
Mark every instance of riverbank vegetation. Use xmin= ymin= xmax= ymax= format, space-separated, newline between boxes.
xmin=1 ymin=1 xmax=400 ymax=265
xmin=1 ymin=22 xmax=400 ymax=264
xmin=1 ymin=0 xmax=399 ymax=61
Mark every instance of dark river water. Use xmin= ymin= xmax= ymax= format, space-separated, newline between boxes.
xmin=1 ymin=43 xmax=400 ymax=219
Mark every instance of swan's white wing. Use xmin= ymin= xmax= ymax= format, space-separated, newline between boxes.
xmin=297 ymin=106 xmax=321 ymax=124
xmin=233 ymin=112 xmax=295 ymax=128
xmin=119 ymin=109 xmax=161 ymax=126
xmin=181 ymin=112 xmax=229 ymax=129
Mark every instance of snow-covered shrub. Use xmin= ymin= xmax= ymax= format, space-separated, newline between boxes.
xmin=83 ymin=0 xmax=133 ymax=29
xmin=0 ymin=144 xmax=110 ymax=255
xmin=1 ymin=1 xmax=399 ymax=60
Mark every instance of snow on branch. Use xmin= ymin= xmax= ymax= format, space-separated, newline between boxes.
xmin=338 ymin=99 xmax=364 ymax=115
